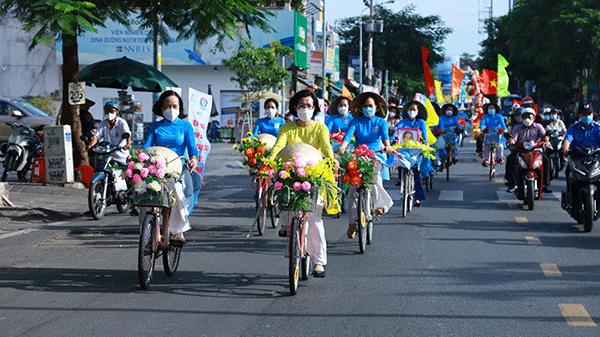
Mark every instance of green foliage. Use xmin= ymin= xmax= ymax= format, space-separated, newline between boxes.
xmin=223 ymin=42 xmax=291 ymax=101
xmin=336 ymin=5 xmax=451 ymax=98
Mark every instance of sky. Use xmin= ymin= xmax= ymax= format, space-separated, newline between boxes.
xmin=326 ymin=0 xmax=510 ymax=62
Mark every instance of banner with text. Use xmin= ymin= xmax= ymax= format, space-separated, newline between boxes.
xmin=188 ymin=87 xmax=212 ymax=183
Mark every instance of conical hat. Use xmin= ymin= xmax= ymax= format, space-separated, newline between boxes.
xmin=144 ymin=146 xmax=183 ymax=177
xmin=257 ymin=133 xmax=277 ymax=150
xmin=277 ymin=143 xmax=323 ymax=164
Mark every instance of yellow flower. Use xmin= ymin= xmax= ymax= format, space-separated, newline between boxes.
xmin=246 ymin=132 xmax=253 ymax=136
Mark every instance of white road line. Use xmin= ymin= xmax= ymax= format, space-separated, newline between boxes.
xmin=207 ymin=188 xmax=245 ymax=199
xmin=438 ymin=190 xmax=463 ymax=201
xmin=525 ymin=235 xmax=542 ymax=245
xmin=560 ymin=304 xmax=597 ymax=327
xmin=0 ymin=228 xmax=38 ymax=240
xmin=540 ymin=263 xmax=562 ymax=277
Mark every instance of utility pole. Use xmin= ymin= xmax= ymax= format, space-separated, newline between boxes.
xmin=359 ymin=19 xmax=363 ymax=91
xmin=367 ymin=0 xmax=374 ymax=86
xmin=321 ymin=0 xmax=327 ymax=100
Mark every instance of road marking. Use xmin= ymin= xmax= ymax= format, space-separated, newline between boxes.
xmin=552 ymin=192 xmax=562 ymax=200
xmin=515 ymin=216 xmax=528 ymax=224
xmin=494 ymin=178 xmax=504 ymax=184
xmin=0 ymin=228 xmax=38 ymax=241
xmin=525 ymin=235 xmax=542 ymax=245
xmin=207 ymin=188 xmax=245 ymax=199
xmin=559 ymin=304 xmax=596 ymax=327
xmin=438 ymin=190 xmax=463 ymax=201
xmin=540 ymin=263 xmax=562 ymax=277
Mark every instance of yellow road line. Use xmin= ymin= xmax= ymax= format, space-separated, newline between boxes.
xmin=525 ymin=235 xmax=542 ymax=245
xmin=515 ymin=216 xmax=529 ymax=224
xmin=494 ymin=178 xmax=504 ymax=184
xmin=540 ymin=263 xmax=562 ymax=277
xmin=559 ymin=304 xmax=597 ymax=327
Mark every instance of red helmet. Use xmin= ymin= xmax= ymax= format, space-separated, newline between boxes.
xmin=522 ymin=96 xmax=535 ymax=105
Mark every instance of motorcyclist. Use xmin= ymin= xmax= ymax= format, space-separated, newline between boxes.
xmin=480 ymin=103 xmax=508 ymax=167
xmin=88 ymin=101 xmax=131 ymax=165
xmin=561 ymin=104 xmax=600 ymax=217
xmin=508 ymin=107 xmax=551 ymax=198
xmin=545 ymin=108 xmax=567 ymax=134
xmin=505 ymin=106 xmax=523 ymax=192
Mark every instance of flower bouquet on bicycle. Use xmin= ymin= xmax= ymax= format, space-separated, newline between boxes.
xmin=233 ymin=133 xmax=274 ymax=174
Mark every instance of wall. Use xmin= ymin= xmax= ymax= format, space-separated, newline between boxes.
xmin=0 ymin=17 xmax=61 ymax=98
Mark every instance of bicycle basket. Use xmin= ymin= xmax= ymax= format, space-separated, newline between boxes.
xmin=132 ymin=178 xmax=176 ymax=207
xmin=278 ymin=187 xmax=320 ymax=213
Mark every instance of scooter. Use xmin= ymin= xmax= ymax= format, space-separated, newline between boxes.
xmin=546 ymin=129 xmax=564 ymax=179
xmin=514 ymin=140 xmax=544 ymax=210
xmin=86 ymin=134 xmax=130 ymax=220
xmin=561 ymin=147 xmax=600 ymax=232
xmin=1 ymin=123 xmax=42 ymax=182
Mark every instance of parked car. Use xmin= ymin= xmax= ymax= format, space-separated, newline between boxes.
xmin=0 ymin=97 xmax=56 ymax=142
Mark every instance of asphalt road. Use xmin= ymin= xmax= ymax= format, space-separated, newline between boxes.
xmin=1 ymin=141 xmax=600 ymax=336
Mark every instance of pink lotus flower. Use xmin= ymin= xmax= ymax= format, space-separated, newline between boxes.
xmin=293 ymin=182 xmax=302 ymax=191
xmin=132 ymin=174 xmax=142 ymax=184
xmin=301 ymin=181 xmax=312 ymax=191
xmin=296 ymin=167 xmax=306 ymax=177
xmin=147 ymin=165 xmax=157 ymax=175
xmin=140 ymin=167 xmax=149 ymax=178
xmin=155 ymin=168 xmax=166 ymax=178
xmin=127 ymin=161 xmax=135 ymax=170
xmin=274 ymin=181 xmax=283 ymax=190
xmin=138 ymin=152 xmax=150 ymax=162
xmin=125 ymin=169 xmax=133 ymax=179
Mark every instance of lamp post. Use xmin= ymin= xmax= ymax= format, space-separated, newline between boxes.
xmin=359 ymin=0 xmax=394 ymax=89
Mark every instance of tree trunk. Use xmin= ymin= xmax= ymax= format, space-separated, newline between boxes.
xmin=60 ymin=34 xmax=89 ymax=182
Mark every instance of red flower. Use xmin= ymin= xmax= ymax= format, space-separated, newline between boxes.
xmin=347 ymin=159 xmax=358 ymax=172
xmin=365 ymin=150 xmax=376 ymax=158
xmin=342 ymin=174 xmax=350 ymax=184
xmin=353 ymin=144 xmax=369 ymax=156
xmin=350 ymin=174 xmax=363 ymax=186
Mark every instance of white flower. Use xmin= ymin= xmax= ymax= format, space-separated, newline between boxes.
xmin=147 ymin=181 xmax=162 ymax=192
xmin=134 ymin=181 xmax=147 ymax=193
xmin=134 ymin=163 xmax=144 ymax=171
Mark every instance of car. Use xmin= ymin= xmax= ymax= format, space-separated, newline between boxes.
xmin=0 ymin=97 xmax=56 ymax=142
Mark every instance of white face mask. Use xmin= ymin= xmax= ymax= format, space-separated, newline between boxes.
xmin=522 ymin=118 xmax=533 ymax=127
xmin=408 ymin=110 xmax=418 ymax=119
xmin=338 ymin=107 xmax=349 ymax=116
xmin=445 ymin=110 xmax=453 ymax=116
xmin=266 ymin=108 xmax=277 ymax=119
xmin=297 ymin=108 xmax=314 ymax=121
xmin=163 ymin=108 xmax=179 ymax=122
xmin=106 ymin=113 xmax=117 ymax=121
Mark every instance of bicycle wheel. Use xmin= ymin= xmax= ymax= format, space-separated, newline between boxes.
xmin=255 ymin=185 xmax=267 ymax=236
xmin=445 ymin=151 xmax=451 ymax=182
xmin=489 ymin=147 xmax=495 ymax=181
xmin=301 ymin=255 xmax=311 ymax=281
xmin=408 ymin=173 xmax=414 ymax=213
xmin=288 ymin=216 xmax=300 ymax=295
xmin=163 ymin=231 xmax=182 ymax=276
xmin=367 ymin=190 xmax=374 ymax=245
xmin=138 ymin=212 xmax=157 ymax=289
xmin=401 ymin=170 xmax=409 ymax=218
xmin=428 ymin=173 xmax=434 ymax=191
xmin=357 ymin=191 xmax=367 ymax=254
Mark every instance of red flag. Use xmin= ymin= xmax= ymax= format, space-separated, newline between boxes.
xmin=451 ymin=64 xmax=465 ymax=97
xmin=479 ymin=69 xmax=498 ymax=95
xmin=420 ymin=46 xmax=435 ymax=97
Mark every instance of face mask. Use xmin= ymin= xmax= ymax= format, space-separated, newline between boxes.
xmin=297 ymin=108 xmax=314 ymax=121
xmin=446 ymin=110 xmax=453 ymax=117
xmin=488 ymin=108 xmax=496 ymax=114
xmin=407 ymin=110 xmax=418 ymax=119
xmin=106 ymin=113 xmax=117 ymax=121
xmin=522 ymin=118 xmax=533 ymax=127
xmin=163 ymin=108 xmax=179 ymax=122
xmin=338 ymin=107 xmax=349 ymax=116
xmin=581 ymin=115 xmax=593 ymax=125
xmin=550 ymin=115 xmax=558 ymax=121
xmin=266 ymin=108 xmax=277 ymax=119
xmin=389 ymin=112 xmax=396 ymax=118
xmin=362 ymin=106 xmax=376 ymax=118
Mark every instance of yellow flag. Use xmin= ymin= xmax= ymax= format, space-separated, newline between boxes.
xmin=435 ymin=80 xmax=445 ymax=103
xmin=424 ymin=98 xmax=439 ymax=144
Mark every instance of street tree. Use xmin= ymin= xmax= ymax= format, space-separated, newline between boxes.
xmin=336 ymin=5 xmax=451 ymax=97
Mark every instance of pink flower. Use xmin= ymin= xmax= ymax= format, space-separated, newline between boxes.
xmin=127 ymin=161 xmax=135 ymax=170
xmin=140 ymin=167 xmax=149 ymax=178
xmin=279 ymin=170 xmax=287 ymax=179
xmin=285 ymin=162 xmax=293 ymax=170
xmin=138 ymin=152 xmax=150 ymax=162
xmin=274 ymin=181 xmax=283 ymax=190
xmin=125 ymin=169 xmax=133 ymax=179
xmin=301 ymin=181 xmax=312 ymax=191
xmin=132 ymin=174 xmax=142 ymax=184
xmin=296 ymin=167 xmax=306 ymax=177
xmin=268 ymin=169 xmax=275 ymax=179
xmin=293 ymin=159 xmax=304 ymax=168
xmin=306 ymin=160 xmax=316 ymax=167
xmin=155 ymin=157 xmax=166 ymax=169
xmin=293 ymin=182 xmax=302 ymax=191
xmin=155 ymin=168 xmax=166 ymax=178
xmin=147 ymin=165 xmax=157 ymax=175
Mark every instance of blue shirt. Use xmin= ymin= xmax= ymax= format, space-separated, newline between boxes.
xmin=252 ymin=117 xmax=285 ymax=137
xmin=393 ymin=118 xmax=430 ymax=144
xmin=457 ymin=112 xmax=469 ymax=121
xmin=343 ymin=115 xmax=389 ymax=151
xmin=439 ymin=115 xmax=461 ymax=132
xmin=143 ymin=118 xmax=199 ymax=158
xmin=480 ymin=113 xmax=507 ymax=132
xmin=565 ymin=122 xmax=600 ymax=148
xmin=327 ymin=114 xmax=353 ymax=133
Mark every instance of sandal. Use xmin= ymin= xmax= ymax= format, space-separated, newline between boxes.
xmin=171 ymin=233 xmax=186 ymax=246
xmin=312 ymin=265 xmax=326 ymax=278
xmin=375 ymin=208 xmax=385 ymax=220
xmin=347 ymin=224 xmax=357 ymax=239
xmin=278 ymin=225 xmax=289 ymax=237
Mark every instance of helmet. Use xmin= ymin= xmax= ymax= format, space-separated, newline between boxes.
xmin=542 ymin=107 xmax=552 ymax=115
xmin=581 ymin=103 xmax=594 ymax=114
xmin=512 ymin=103 xmax=521 ymax=110
xmin=521 ymin=107 xmax=536 ymax=116
xmin=522 ymin=96 xmax=535 ymax=105
xmin=103 ymin=101 xmax=119 ymax=112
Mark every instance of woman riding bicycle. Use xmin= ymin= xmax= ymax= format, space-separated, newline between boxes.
xmin=253 ymin=98 xmax=286 ymax=137
xmin=269 ymin=90 xmax=334 ymax=278
xmin=327 ymin=96 xmax=353 ymax=152
xmin=480 ymin=103 xmax=508 ymax=167
xmin=143 ymin=90 xmax=199 ymax=245
xmin=436 ymin=103 xmax=462 ymax=167
xmin=392 ymin=101 xmax=430 ymax=207
xmin=338 ymin=92 xmax=394 ymax=239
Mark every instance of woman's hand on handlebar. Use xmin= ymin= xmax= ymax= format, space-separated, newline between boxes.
xmin=187 ymin=156 xmax=198 ymax=171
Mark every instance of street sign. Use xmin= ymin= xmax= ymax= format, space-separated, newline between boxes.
xmin=68 ymin=81 xmax=86 ymax=105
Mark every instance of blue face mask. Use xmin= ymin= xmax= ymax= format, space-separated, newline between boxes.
xmin=581 ymin=115 xmax=593 ymax=125
xmin=550 ymin=115 xmax=558 ymax=121
xmin=488 ymin=108 xmax=496 ymax=115
xmin=362 ymin=106 xmax=376 ymax=118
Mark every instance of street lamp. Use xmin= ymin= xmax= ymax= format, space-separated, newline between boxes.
xmin=358 ymin=0 xmax=394 ymax=90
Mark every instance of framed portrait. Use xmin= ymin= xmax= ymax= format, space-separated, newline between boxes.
xmin=396 ymin=127 xmax=421 ymax=143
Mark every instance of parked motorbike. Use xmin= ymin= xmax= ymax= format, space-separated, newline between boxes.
xmin=546 ymin=129 xmax=564 ymax=179
xmin=561 ymin=147 xmax=600 ymax=232
xmin=1 ymin=123 xmax=42 ymax=182
xmin=86 ymin=134 xmax=130 ymax=220
xmin=515 ymin=140 xmax=544 ymax=210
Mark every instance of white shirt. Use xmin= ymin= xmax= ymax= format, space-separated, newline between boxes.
xmin=545 ymin=120 xmax=566 ymax=134
xmin=95 ymin=117 xmax=131 ymax=163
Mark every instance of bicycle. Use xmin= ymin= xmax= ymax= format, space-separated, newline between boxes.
xmin=253 ymin=173 xmax=279 ymax=236
xmin=484 ymin=133 xmax=502 ymax=181
xmin=442 ymin=131 xmax=459 ymax=182
xmin=134 ymin=177 xmax=181 ymax=289
xmin=350 ymin=185 xmax=374 ymax=253
xmin=389 ymin=148 xmax=421 ymax=218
